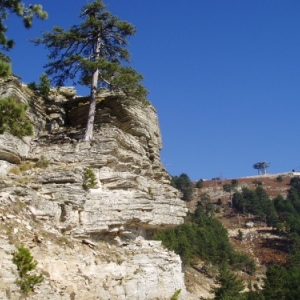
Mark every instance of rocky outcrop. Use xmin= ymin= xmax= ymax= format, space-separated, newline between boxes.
xmin=0 ymin=77 xmax=188 ymax=299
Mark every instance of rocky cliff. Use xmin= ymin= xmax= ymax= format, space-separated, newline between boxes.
xmin=0 ymin=77 xmax=188 ymax=300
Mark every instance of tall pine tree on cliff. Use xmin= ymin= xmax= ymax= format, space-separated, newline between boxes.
xmin=33 ymin=0 xmax=147 ymax=141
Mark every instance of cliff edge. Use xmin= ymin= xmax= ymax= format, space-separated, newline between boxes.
xmin=0 ymin=77 xmax=188 ymax=300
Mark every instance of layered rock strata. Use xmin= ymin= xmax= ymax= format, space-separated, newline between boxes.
xmin=0 ymin=77 xmax=188 ymax=299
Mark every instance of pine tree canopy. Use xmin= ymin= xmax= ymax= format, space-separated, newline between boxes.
xmin=33 ymin=0 xmax=148 ymax=141
xmin=0 ymin=0 xmax=47 ymax=49
xmin=33 ymin=0 xmax=147 ymax=99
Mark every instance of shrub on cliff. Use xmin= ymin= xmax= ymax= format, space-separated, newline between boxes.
xmin=83 ymin=168 xmax=97 ymax=189
xmin=38 ymin=73 xmax=51 ymax=96
xmin=12 ymin=245 xmax=44 ymax=295
xmin=27 ymin=73 xmax=51 ymax=96
xmin=0 ymin=97 xmax=33 ymax=137
xmin=0 ymin=60 xmax=11 ymax=78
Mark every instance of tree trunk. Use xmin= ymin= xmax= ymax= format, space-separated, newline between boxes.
xmin=83 ymin=36 xmax=101 ymax=142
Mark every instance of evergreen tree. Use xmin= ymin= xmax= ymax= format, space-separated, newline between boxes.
xmin=38 ymin=73 xmax=51 ymax=96
xmin=223 ymin=183 xmax=234 ymax=207
xmin=211 ymin=263 xmax=245 ymax=300
xmin=262 ymin=265 xmax=288 ymax=299
xmin=171 ymin=173 xmax=194 ymax=201
xmin=0 ymin=0 xmax=47 ymax=50
xmin=12 ymin=245 xmax=43 ymax=295
xmin=196 ymin=179 xmax=204 ymax=188
xmin=33 ymin=0 xmax=147 ymax=141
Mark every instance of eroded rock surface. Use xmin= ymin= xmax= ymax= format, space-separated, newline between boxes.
xmin=0 ymin=77 xmax=188 ymax=299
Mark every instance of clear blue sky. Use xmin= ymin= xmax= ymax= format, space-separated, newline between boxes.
xmin=6 ymin=0 xmax=300 ymax=180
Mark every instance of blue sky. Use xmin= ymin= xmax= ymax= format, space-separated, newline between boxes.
xmin=6 ymin=0 xmax=300 ymax=180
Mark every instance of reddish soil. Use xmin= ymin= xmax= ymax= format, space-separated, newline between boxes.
xmin=189 ymin=174 xmax=294 ymax=268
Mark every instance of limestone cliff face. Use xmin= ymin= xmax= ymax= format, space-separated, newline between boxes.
xmin=0 ymin=77 xmax=188 ymax=300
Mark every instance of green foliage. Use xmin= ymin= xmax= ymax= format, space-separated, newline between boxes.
xmin=0 ymin=52 xmax=11 ymax=63
xmin=0 ymin=97 xmax=33 ymax=137
xmin=231 ymin=179 xmax=239 ymax=187
xmin=232 ymin=187 xmax=279 ymax=227
xmin=254 ymin=177 xmax=300 ymax=299
xmin=27 ymin=81 xmax=38 ymax=91
xmin=83 ymin=168 xmax=97 ymax=189
xmin=33 ymin=0 xmax=148 ymax=141
xmin=12 ymin=245 xmax=43 ymax=295
xmin=261 ymin=264 xmax=300 ymax=300
xmin=154 ymin=202 xmax=255 ymax=272
xmin=276 ymin=175 xmax=283 ymax=182
xmin=0 ymin=1 xmax=47 ymax=50
xmin=252 ymin=180 xmax=262 ymax=186
xmin=170 ymin=289 xmax=181 ymax=300
xmin=211 ymin=263 xmax=245 ymax=300
xmin=223 ymin=183 xmax=233 ymax=193
xmin=27 ymin=74 xmax=51 ymax=95
xmin=0 ymin=59 xmax=11 ymax=78
xmin=38 ymin=73 xmax=51 ymax=96
xmin=238 ymin=229 xmax=243 ymax=241
xmin=34 ymin=155 xmax=50 ymax=168
xmin=171 ymin=173 xmax=194 ymax=201
xmin=223 ymin=182 xmax=238 ymax=207
xmin=196 ymin=179 xmax=204 ymax=188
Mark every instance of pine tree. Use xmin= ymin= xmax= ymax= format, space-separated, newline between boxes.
xmin=38 ymin=73 xmax=51 ymax=96
xmin=212 ymin=263 xmax=245 ymax=300
xmin=33 ymin=0 xmax=147 ymax=141
xmin=171 ymin=173 xmax=194 ymax=201
xmin=12 ymin=245 xmax=43 ymax=295
xmin=0 ymin=0 xmax=47 ymax=50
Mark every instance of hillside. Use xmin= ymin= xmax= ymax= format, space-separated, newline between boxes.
xmin=184 ymin=173 xmax=296 ymax=298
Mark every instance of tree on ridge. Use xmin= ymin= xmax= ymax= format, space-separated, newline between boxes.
xmin=33 ymin=0 xmax=147 ymax=141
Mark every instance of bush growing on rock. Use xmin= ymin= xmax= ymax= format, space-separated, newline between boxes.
xmin=12 ymin=245 xmax=44 ymax=295
xmin=0 ymin=96 xmax=33 ymax=137
xmin=0 ymin=60 xmax=11 ymax=78
xmin=38 ymin=73 xmax=51 ymax=96
xmin=83 ymin=168 xmax=97 ymax=189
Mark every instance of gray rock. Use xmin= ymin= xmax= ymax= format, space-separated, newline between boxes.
xmin=0 ymin=79 xmax=189 ymax=300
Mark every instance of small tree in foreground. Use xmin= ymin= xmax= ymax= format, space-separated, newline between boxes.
xmin=33 ymin=0 xmax=147 ymax=141
xmin=12 ymin=245 xmax=43 ymax=295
